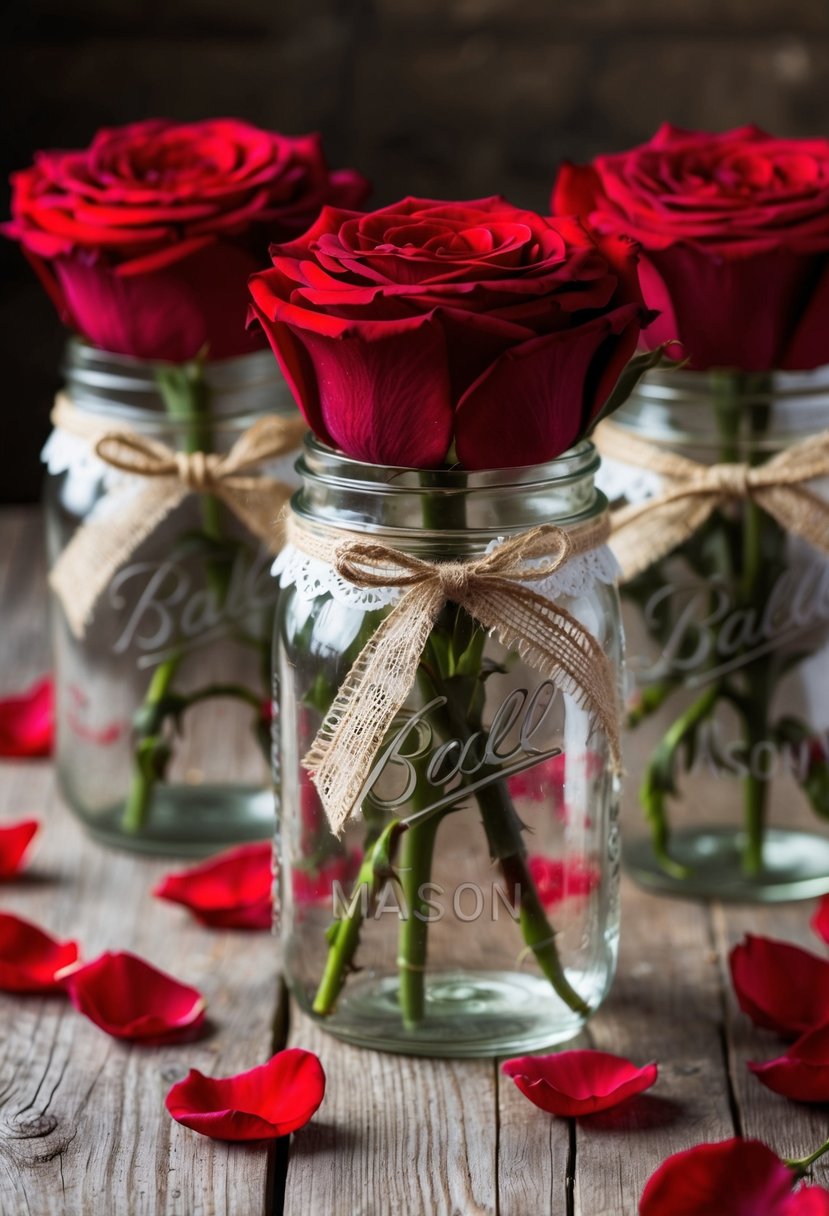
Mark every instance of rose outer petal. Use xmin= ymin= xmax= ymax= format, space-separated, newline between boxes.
xmin=812 ymin=896 xmax=829 ymax=948
xmin=0 ymin=911 xmax=79 ymax=992
xmin=165 ymin=1048 xmax=325 ymax=1141
xmin=0 ymin=819 xmax=39 ymax=877
xmin=63 ymin=950 xmax=205 ymax=1041
xmin=502 ymin=1049 xmax=657 ymax=1117
xmin=154 ymin=842 xmax=273 ymax=930
xmin=729 ymin=935 xmax=829 ymax=1038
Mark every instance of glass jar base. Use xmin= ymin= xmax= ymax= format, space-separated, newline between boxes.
xmin=302 ymin=970 xmax=592 ymax=1058
xmin=626 ymin=827 xmax=829 ymax=903
xmin=68 ymin=783 xmax=273 ymax=857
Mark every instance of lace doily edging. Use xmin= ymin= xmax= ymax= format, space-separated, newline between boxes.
xmin=272 ymin=540 xmax=620 ymax=612
xmin=596 ymin=455 xmax=663 ymax=507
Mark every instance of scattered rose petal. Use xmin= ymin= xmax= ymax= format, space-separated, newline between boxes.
xmin=63 ymin=950 xmax=205 ymax=1041
xmin=0 ymin=677 xmax=53 ymax=758
xmin=812 ymin=896 xmax=829 ymax=948
xmin=292 ymin=850 xmax=363 ymax=905
xmin=729 ymin=935 xmax=829 ymax=1038
xmin=154 ymin=842 xmax=273 ymax=930
xmin=502 ymin=1050 xmax=657 ymax=1117
xmin=67 ymin=706 xmax=126 ymax=746
xmin=508 ymin=751 xmax=604 ymax=803
xmin=749 ymin=1023 xmax=829 ymax=1103
xmin=0 ymin=819 xmax=39 ymax=877
xmin=165 ymin=1048 xmax=325 ymax=1141
xmin=639 ymin=1138 xmax=829 ymax=1215
xmin=527 ymin=856 xmax=600 ymax=908
xmin=0 ymin=911 xmax=79 ymax=992
xmin=508 ymin=753 xmax=567 ymax=803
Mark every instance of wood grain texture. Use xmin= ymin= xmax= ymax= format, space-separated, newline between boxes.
xmin=0 ymin=509 xmax=281 ymax=1216
xmin=283 ymin=1012 xmax=498 ymax=1216
xmin=713 ymin=900 xmax=829 ymax=1187
xmin=4 ymin=505 xmax=829 ymax=1216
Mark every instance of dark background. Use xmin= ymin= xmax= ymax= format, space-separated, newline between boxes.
xmin=3 ymin=0 xmax=829 ymax=501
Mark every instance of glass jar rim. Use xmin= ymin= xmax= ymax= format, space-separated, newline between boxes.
xmin=298 ymin=433 xmax=600 ymax=491
xmin=62 ymin=338 xmax=295 ymax=425
xmin=291 ymin=435 xmax=606 ymax=546
xmin=633 ymin=362 xmax=829 ymax=405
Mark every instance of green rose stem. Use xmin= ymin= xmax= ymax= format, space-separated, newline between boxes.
xmin=396 ymin=761 xmax=441 ymax=1029
xmin=639 ymin=683 xmax=721 ymax=879
xmin=121 ymin=654 xmax=182 ymax=832
xmin=312 ymin=820 xmax=403 ymax=1016
xmin=786 ymin=1136 xmax=829 ymax=1175
xmin=312 ymin=491 xmax=589 ymax=1022
xmin=436 ymin=660 xmax=591 ymax=1018
xmin=638 ymin=370 xmax=784 ymax=879
xmin=121 ymin=359 xmax=228 ymax=832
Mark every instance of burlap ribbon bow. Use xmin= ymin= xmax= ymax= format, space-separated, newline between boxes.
xmin=49 ymin=394 xmax=308 ymax=637
xmin=292 ymin=516 xmax=620 ymax=834
xmin=594 ymin=419 xmax=829 ymax=582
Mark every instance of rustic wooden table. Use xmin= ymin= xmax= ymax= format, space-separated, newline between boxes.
xmin=1 ymin=505 xmax=827 ymax=1216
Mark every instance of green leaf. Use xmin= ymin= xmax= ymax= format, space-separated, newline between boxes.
xmin=589 ymin=343 xmax=679 ymax=432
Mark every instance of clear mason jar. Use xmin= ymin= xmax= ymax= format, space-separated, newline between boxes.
xmin=606 ymin=366 xmax=829 ymax=901
xmin=274 ymin=437 xmax=623 ymax=1057
xmin=44 ymin=340 xmax=302 ymax=856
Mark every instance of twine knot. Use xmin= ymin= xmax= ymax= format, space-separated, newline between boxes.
xmin=594 ymin=419 xmax=829 ymax=582
xmin=707 ymin=461 xmax=752 ymax=499
xmin=174 ymin=450 xmax=215 ymax=491
xmin=292 ymin=516 xmax=620 ymax=834
xmin=48 ymin=394 xmax=308 ymax=638
xmin=436 ymin=562 xmax=472 ymax=597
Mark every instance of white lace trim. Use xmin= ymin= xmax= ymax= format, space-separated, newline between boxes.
xmin=43 ymin=426 xmax=301 ymax=534
xmin=597 ymin=455 xmax=663 ymax=506
xmin=273 ymin=538 xmax=619 ymax=611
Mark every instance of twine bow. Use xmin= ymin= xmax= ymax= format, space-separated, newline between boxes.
xmin=293 ymin=516 xmax=620 ymax=834
xmin=594 ymin=419 xmax=829 ymax=581
xmin=49 ymin=394 xmax=307 ymax=637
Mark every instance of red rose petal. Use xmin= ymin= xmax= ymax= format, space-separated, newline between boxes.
xmin=749 ymin=1023 xmax=829 ymax=1103
xmin=165 ymin=1048 xmax=325 ymax=1141
xmin=502 ymin=1049 xmax=657 ymax=1117
xmin=639 ymin=1138 xmax=829 ymax=1215
xmin=0 ymin=819 xmax=39 ymax=877
xmin=0 ymin=911 xmax=79 ymax=992
xmin=0 ymin=677 xmax=53 ymax=758
xmin=812 ymin=896 xmax=829 ymax=947
xmin=63 ymin=950 xmax=205 ymax=1041
xmin=527 ymin=856 xmax=600 ymax=908
xmin=292 ymin=849 xmax=363 ymax=905
xmin=154 ymin=842 xmax=273 ymax=930
xmin=729 ymin=935 xmax=829 ymax=1038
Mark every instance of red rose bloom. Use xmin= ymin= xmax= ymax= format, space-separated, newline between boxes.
xmin=554 ymin=124 xmax=829 ymax=371
xmin=249 ymin=196 xmax=651 ymax=468
xmin=4 ymin=119 xmax=369 ymax=362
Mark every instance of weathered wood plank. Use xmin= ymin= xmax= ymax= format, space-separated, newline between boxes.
xmin=283 ymin=1009 xmax=498 ymax=1216
xmin=572 ymin=878 xmax=735 ymax=1216
xmin=714 ymin=899 xmax=829 ymax=1185
xmin=0 ymin=509 xmax=280 ymax=1216
xmin=497 ymin=874 xmax=736 ymax=1216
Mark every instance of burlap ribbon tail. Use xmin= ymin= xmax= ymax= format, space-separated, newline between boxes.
xmin=49 ymin=393 xmax=308 ymax=638
xmin=290 ymin=515 xmax=621 ymax=835
xmin=594 ymin=419 xmax=829 ymax=581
